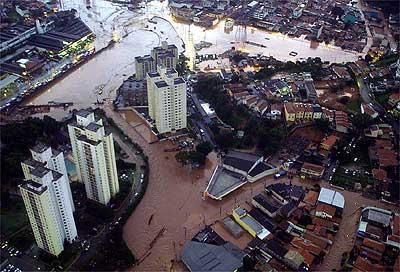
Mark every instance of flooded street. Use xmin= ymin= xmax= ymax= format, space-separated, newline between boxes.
xmin=19 ymin=2 xmax=393 ymax=270
xmin=101 ymin=104 xmax=400 ymax=271
xmin=25 ymin=0 xmax=362 ymax=115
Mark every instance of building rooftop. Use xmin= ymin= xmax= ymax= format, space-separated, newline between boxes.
xmin=366 ymin=209 xmax=391 ymax=227
xmin=30 ymin=165 xmax=50 ymax=178
xmin=248 ymin=208 xmax=277 ymax=232
xmin=0 ymin=25 xmax=32 ymax=44
xmin=316 ymin=203 xmax=336 ymax=217
xmin=51 ymin=170 xmax=62 ymax=181
xmin=135 ymin=55 xmax=153 ymax=62
xmin=28 ymin=14 xmax=93 ymax=52
xmin=266 ymin=183 xmax=305 ymax=201
xmin=23 ymin=158 xmax=45 ymax=169
xmin=174 ymin=77 xmax=185 ymax=85
xmin=233 ymin=207 xmax=270 ymax=239
xmin=253 ymin=193 xmax=281 ymax=214
xmin=222 ymin=217 xmax=244 ymax=238
xmin=147 ymin=71 xmax=160 ymax=78
xmin=192 ymin=226 xmax=225 ymax=246
xmin=318 ymin=187 xmax=345 ymax=209
xmin=20 ymin=181 xmax=47 ymax=195
xmin=223 ymin=150 xmax=261 ymax=173
xmin=153 ymin=43 xmax=177 ymax=51
xmin=51 ymin=149 xmax=61 ymax=157
xmin=301 ymin=162 xmax=325 ymax=174
xmin=155 ymin=80 xmax=169 ymax=88
xmin=77 ymin=135 xmax=102 ymax=146
xmin=86 ymin=122 xmax=102 ymax=132
xmin=261 ymin=239 xmax=288 ymax=258
xmin=76 ymin=109 xmax=92 ymax=118
xmin=31 ymin=142 xmax=49 ymax=154
xmin=205 ymin=166 xmax=246 ymax=200
xmin=181 ymin=241 xmax=244 ymax=272
xmin=248 ymin=162 xmax=274 ymax=177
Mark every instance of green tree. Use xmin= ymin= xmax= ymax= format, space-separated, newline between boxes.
xmin=196 ymin=141 xmax=213 ymax=156
xmin=188 ymin=151 xmax=206 ymax=165
xmin=176 ymin=54 xmax=189 ymax=76
xmin=351 ymin=113 xmax=374 ymax=132
xmin=175 ymin=151 xmax=189 ymax=166
xmin=315 ymin=119 xmax=331 ymax=133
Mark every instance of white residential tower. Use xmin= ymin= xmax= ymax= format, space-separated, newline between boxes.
xmin=19 ymin=144 xmax=77 ymax=256
xmin=67 ymin=110 xmax=119 ymax=205
xmin=147 ymin=65 xmax=187 ymax=134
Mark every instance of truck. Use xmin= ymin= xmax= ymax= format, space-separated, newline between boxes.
xmin=274 ymin=170 xmax=287 ymax=179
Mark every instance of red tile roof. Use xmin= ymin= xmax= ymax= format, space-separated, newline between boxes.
xmin=290 ymin=237 xmax=323 ymax=256
xmin=303 ymin=191 xmax=318 ymax=205
xmin=315 ymin=203 xmax=336 ymax=218
xmin=375 ymin=139 xmax=393 ymax=149
xmin=372 ymin=169 xmax=387 ymax=182
xmin=304 ymin=231 xmax=330 ymax=249
xmin=301 ymin=162 xmax=325 ymax=174
xmin=389 ymin=92 xmax=400 ymax=103
xmin=320 ymin=135 xmax=339 ymax=150
xmin=362 ymin=238 xmax=386 ymax=253
xmin=354 ymin=256 xmax=385 ymax=272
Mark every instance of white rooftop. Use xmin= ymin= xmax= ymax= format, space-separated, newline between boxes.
xmin=318 ymin=187 xmax=345 ymax=209
xmin=200 ymin=103 xmax=215 ymax=116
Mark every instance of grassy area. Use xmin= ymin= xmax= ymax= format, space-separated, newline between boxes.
xmin=346 ymin=98 xmax=361 ymax=113
xmin=1 ymin=200 xmax=29 ymax=236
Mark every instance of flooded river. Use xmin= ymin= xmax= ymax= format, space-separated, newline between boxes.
xmin=26 ymin=0 xmax=362 ymax=115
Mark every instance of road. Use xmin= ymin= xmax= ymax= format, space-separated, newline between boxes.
xmin=188 ymin=89 xmax=217 ymax=146
xmin=69 ymin=125 xmax=146 ymax=270
xmin=98 ymin=103 xmax=400 ymax=271
xmin=357 ymin=76 xmax=399 ymax=136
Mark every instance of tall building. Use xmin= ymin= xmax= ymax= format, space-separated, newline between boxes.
xmin=67 ymin=110 xmax=119 ymax=205
xmin=135 ymin=55 xmax=155 ymax=81
xmin=151 ymin=42 xmax=178 ymax=70
xmin=19 ymin=144 xmax=77 ymax=256
xmin=20 ymin=182 xmax=65 ymax=256
xmin=135 ymin=41 xmax=179 ymax=80
xmin=147 ymin=65 xmax=187 ymax=134
xmin=22 ymin=143 xmax=75 ymax=212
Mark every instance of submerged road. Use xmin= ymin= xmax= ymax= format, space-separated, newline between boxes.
xmin=102 ymin=103 xmax=400 ymax=271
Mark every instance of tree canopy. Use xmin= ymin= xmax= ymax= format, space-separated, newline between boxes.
xmin=1 ymin=116 xmax=63 ymax=189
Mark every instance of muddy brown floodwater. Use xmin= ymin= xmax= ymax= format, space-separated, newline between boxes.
xmin=101 ymin=104 xmax=399 ymax=271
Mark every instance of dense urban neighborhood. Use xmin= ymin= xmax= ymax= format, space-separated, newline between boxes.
xmin=0 ymin=0 xmax=399 ymax=271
